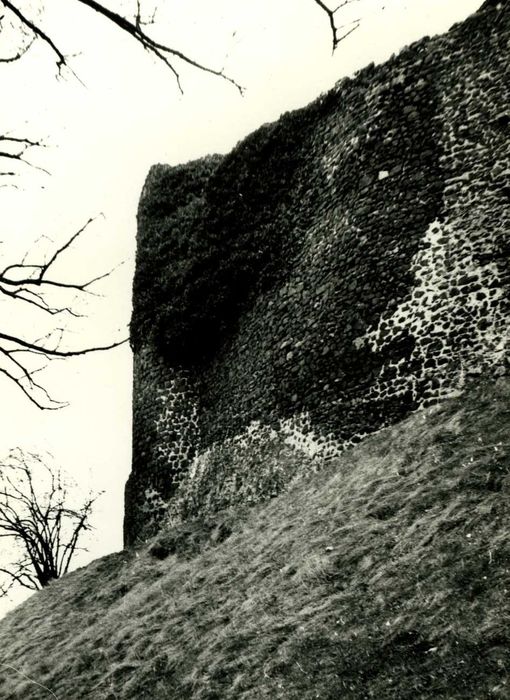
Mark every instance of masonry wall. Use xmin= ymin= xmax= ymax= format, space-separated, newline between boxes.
xmin=125 ymin=0 xmax=510 ymax=545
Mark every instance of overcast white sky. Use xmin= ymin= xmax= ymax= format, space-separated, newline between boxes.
xmin=0 ymin=0 xmax=482 ymax=615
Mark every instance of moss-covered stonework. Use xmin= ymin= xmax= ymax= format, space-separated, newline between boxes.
xmin=125 ymin=0 xmax=510 ymax=544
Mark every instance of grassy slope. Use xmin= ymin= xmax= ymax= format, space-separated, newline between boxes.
xmin=0 ymin=380 xmax=509 ymax=699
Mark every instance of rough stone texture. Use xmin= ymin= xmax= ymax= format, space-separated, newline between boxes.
xmin=124 ymin=0 xmax=510 ymax=545
xmin=124 ymin=348 xmax=200 ymax=540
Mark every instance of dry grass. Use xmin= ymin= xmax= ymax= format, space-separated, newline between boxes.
xmin=0 ymin=379 xmax=509 ymax=699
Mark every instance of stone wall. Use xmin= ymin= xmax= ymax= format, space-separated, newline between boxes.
xmin=124 ymin=0 xmax=510 ymax=545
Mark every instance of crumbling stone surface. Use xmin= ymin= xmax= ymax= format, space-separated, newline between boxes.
xmin=124 ymin=1 xmax=510 ymax=545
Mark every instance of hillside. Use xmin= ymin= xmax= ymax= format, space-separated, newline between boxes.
xmin=0 ymin=378 xmax=509 ymax=699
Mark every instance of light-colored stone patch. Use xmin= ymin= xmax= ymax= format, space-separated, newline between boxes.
xmin=354 ymin=214 xmax=509 ymax=407
xmin=152 ymin=373 xmax=200 ymax=473
xmin=168 ymin=411 xmax=390 ymax=522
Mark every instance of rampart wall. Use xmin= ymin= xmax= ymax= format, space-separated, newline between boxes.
xmin=125 ymin=0 xmax=510 ymax=544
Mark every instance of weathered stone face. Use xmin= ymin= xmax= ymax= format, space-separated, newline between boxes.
xmin=124 ymin=0 xmax=510 ymax=546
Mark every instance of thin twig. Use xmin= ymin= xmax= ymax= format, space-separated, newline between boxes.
xmin=0 ymin=663 xmax=59 ymax=699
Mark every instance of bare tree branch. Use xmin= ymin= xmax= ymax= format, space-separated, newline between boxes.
xmin=0 ymin=134 xmax=46 ymax=179
xmin=0 ymin=349 xmax=66 ymax=410
xmin=0 ymin=40 xmax=33 ymax=62
xmin=76 ymin=0 xmax=244 ymax=93
xmin=0 ymin=6 xmax=35 ymax=62
xmin=0 ymin=330 xmax=126 ymax=358
xmin=0 ymin=217 xmax=127 ymax=407
xmin=0 ymin=452 xmax=101 ymax=594
xmin=0 ymin=564 xmax=39 ymax=593
xmin=1 ymin=0 xmax=66 ymax=70
xmin=312 ymin=0 xmax=361 ymax=51
xmin=0 ymin=0 xmax=244 ymax=93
